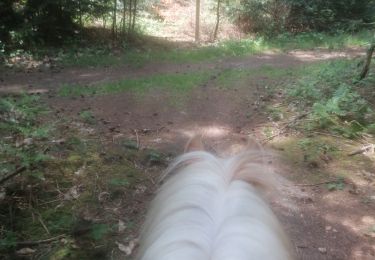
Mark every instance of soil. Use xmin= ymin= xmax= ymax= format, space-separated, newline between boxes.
xmin=1 ymin=48 xmax=374 ymax=260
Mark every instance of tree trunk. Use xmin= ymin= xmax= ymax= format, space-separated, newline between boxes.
xmin=112 ymin=0 xmax=117 ymax=40
xmin=128 ymin=0 xmax=132 ymax=34
xmin=195 ymin=0 xmax=200 ymax=42
xmin=79 ymin=0 xmax=83 ymax=27
xmin=132 ymin=0 xmax=137 ymax=31
xmin=213 ymin=0 xmax=221 ymax=40
xmin=122 ymin=0 xmax=126 ymax=34
xmin=360 ymin=43 xmax=375 ymax=80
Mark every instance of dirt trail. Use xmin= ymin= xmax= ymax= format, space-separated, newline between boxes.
xmin=1 ymin=48 xmax=374 ymax=259
xmin=0 ymin=48 xmax=362 ymax=95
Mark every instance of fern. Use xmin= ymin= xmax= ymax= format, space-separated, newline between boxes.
xmin=288 ymin=60 xmax=373 ymax=138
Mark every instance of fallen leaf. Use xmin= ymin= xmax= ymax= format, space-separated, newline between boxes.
xmin=16 ymin=248 xmax=36 ymax=255
xmin=98 ymin=192 xmax=110 ymax=202
xmin=116 ymin=239 xmax=138 ymax=256
xmin=318 ymin=247 xmax=327 ymax=254
xmin=64 ymin=185 xmax=81 ymax=200
xmin=118 ymin=220 xmax=126 ymax=233
xmin=74 ymin=164 xmax=86 ymax=176
xmin=135 ymin=185 xmax=146 ymax=194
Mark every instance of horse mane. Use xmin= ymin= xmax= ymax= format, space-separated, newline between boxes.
xmin=137 ymin=149 xmax=294 ymax=260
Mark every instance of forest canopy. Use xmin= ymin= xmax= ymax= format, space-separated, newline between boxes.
xmin=1 ymin=0 xmax=375 ymax=50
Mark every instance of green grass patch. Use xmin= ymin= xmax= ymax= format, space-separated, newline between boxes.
xmin=0 ymin=95 xmax=52 ymax=178
xmin=79 ymin=110 xmax=96 ymax=124
xmin=57 ymin=30 xmax=372 ymax=68
xmin=272 ymin=135 xmax=375 ymax=191
xmin=2 ymin=30 xmax=371 ymax=69
xmin=269 ymin=30 xmax=371 ymax=50
xmin=58 ymin=70 xmax=211 ymax=97
xmin=57 ymin=38 xmax=271 ymax=68
xmin=272 ymin=136 xmax=344 ymax=183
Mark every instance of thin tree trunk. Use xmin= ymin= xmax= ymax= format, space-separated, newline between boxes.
xmin=122 ymin=0 xmax=126 ymax=34
xmin=213 ymin=0 xmax=221 ymax=40
xmin=195 ymin=0 xmax=200 ymax=42
xmin=79 ymin=1 xmax=83 ymax=27
xmin=132 ymin=0 xmax=137 ymax=31
xmin=360 ymin=43 xmax=375 ymax=80
xmin=112 ymin=0 xmax=117 ymax=40
xmin=128 ymin=0 xmax=132 ymax=34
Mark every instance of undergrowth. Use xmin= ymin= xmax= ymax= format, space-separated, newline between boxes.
xmin=287 ymin=59 xmax=375 ymax=138
xmin=0 ymin=95 xmax=51 ymax=180
xmin=0 ymin=94 xmax=165 ymax=259
xmin=2 ymin=31 xmax=370 ymax=69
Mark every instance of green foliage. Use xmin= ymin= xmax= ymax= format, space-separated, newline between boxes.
xmin=0 ymin=95 xmax=51 ymax=177
xmin=108 ymin=178 xmax=129 ymax=186
xmin=327 ymin=177 xmax=346 ymax=191
xmin=42 ymin=208 xmax=75 ymax=234
xmin=0 ymin=0 xmax=113 ymax=48
xmin=58 ymin=46 xmax=120 ymax=68
xmin=146 ymin=150 xmax=164 ymax=165
xmin=229 ymin=0 xmax=290 ymax=35
xmin=90 ymin=224 xmax=111 ymax=241
xmin=55 ymin=31 xmax=371 ymax=69
xmin=270 ymin=30 xmax=371 ymax=50
xmin=286 ymin=0 xmax=375 ymax=32
xmin=79 ymin=110 xmax=96 ymax=124
xmin=230 ymin=0 xmax=375 ymax=35
xmin=0 ymin=0 xmax=22 ymax=46
xmin=267 ymin=106 xmax=284 ymax=121
xmin=0 ymin=231 xmax=17 ymax=250
xmin=288 ymin=59 xmax=374 ymax=138
xmin=298 ymin=138 xmax=338 ymax=164
xmin=57 ymin=38 xmax=271 ymax=68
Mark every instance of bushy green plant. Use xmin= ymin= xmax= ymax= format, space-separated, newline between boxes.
xmin=0 ymin=231 xmax=17 ymax=250
xmin=288 ymin=59 xmax=374 ymax=138
xmin=228 ymin=0 xmax=375 ymax=34
xmin=327 ymin=177 xmax=346 ymax=191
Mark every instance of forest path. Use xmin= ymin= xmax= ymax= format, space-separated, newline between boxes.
xmin=1 ymin=47 xmax=373 ymax=260
xmin=0 ymin=48 xmax=361 ymax=95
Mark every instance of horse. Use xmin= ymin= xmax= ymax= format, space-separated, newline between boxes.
xmin=137 ymin=137 xmax=294 ymax=260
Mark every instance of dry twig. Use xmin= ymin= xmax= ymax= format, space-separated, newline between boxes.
xmin=37 ymin=213 xmax=50 ymax=235
xmin=16 ymin=234 xmax=65 ymax=246
xmin=348 ymin=144 xmax=375 ymax=156
xmin=296 ymin=179 xmax=338 ymax=187
xmin=134 ymin=129 xmax=140 ymax=149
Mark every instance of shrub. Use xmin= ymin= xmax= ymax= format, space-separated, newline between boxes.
xmin=288 ymin=60 xmax=374 ymax=138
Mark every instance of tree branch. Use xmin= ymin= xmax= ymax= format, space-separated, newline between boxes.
xmin=16 ymin=234 xmax=65 ymax=246
xmin=0 ymin=166 xmax=27 ymax=185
